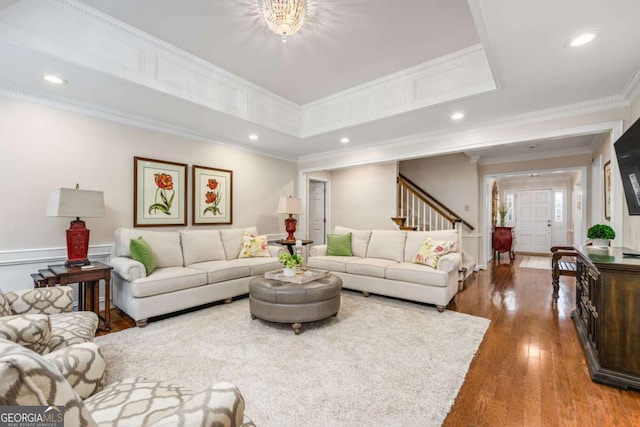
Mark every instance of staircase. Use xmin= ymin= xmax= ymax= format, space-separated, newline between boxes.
xmin=394 ymin=174 xmax=476 ymax=281
xmin=395 ymin=174 xmax=474 ymax=233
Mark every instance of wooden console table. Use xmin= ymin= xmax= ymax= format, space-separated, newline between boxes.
xmin=31 ymin=261 xmax=113 ymax=331
xmin=572 ymin=245 xmax=640 ymax=389
xmin=493 ymin=226 xmax=515 ymax=261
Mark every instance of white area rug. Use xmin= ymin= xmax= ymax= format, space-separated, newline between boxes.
xmin=95 ymin=293 xmax=489 ymax=426
xmin=519 ymin=255 xmax=552 ymax=270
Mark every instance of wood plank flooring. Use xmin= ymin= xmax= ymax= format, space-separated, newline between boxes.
xmin=99 ymin=255 xmax=640 ymax=425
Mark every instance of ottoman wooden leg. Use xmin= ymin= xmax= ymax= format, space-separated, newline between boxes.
xmin=292 ymin=323 xmax=303 ymax=335
xmin=251 ymin=313 xmax=256 ymax=320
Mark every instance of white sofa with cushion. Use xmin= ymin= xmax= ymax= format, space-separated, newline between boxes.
xmin=110 ymin=227 xmax=281 ymax=327
xmin=307 ymin=226 xmax=462 ymax=312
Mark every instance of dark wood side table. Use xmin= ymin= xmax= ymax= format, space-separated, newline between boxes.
xmin=31 ymin=261 xmax=113 ymax=331
xmin=275 ymin=239 xmax=313 ymax=255
xmin=493 ymin=226 xmax=515 ymax=261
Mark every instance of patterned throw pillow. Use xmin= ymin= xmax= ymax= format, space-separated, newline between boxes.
xmin=0 ymin=290 xmax=11 ymax=317
xmin=238 ymin=231 xmax=271 ymax=258
xmin=5 ymin=287 xmax=74 ymax=315
xmin=0 ymin=314 xmax=52 ymax=355
xmin=44 ymin=342 xmax=106 ymax=399
xmin=412 ymin=237 xmax=454 ymax=268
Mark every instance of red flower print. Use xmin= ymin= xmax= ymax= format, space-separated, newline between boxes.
xmin=205 ymin=191 xmax=217 ymax=204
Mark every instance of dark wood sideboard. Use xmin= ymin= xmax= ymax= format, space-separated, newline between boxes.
xmin=572 ymin=245 xmax=640 ymax=389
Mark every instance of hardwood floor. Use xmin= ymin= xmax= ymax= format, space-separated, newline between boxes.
xmin=99 ymin=255 xmax=640 ymax=425
xmin=445 ymin=255 xmax=640 ymax=426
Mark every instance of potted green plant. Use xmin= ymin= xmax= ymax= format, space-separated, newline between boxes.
xmin=278 ymin=252 xmax=303 ymax=276
xmin=587 ymin=224 xmax=615 ymax=247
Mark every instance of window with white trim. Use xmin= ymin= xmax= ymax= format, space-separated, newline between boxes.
xmin=554 ymin=191 xmax=563 ymax=223
xmin=505 ymin=193 xmax=514 ymax=223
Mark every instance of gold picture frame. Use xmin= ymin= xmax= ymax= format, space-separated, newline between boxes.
xmin=192 ymin=165 xmax=233 ymax=225
xmin=134 ymin=157 xmax=187 ymax=227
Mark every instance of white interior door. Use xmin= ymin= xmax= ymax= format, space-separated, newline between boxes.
xmin=309 ymin=180 xmax=326 ymax=244
xmin=516 ymin=189 xmax=552 ymax=253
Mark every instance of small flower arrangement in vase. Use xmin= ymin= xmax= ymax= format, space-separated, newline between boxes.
xmin=498 ymin=202 xmax=510 ymax=226
xmin=278 ymin=252 xmax=303 ymax=277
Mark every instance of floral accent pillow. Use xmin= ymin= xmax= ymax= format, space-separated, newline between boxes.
xmin=238 ymin=232 xmax=271 ymax=258
xmin=412 ymin=237 xmax=454 ymax=268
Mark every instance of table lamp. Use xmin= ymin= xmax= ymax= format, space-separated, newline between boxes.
xmin=277 ymin=196 xmax=303 ymax=241
xmin=47 ymin=185 xmax=105 ymax=267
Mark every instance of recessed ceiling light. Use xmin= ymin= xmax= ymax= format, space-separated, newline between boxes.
xmin=249 ymin=134 xmax=259 ymax=141
xmin=569 ymin=32 xmax=597 ymax=47
xmin=451 ymin=112 xmax=464 ymax=121
xmin=340 ymin=137 xmax=350 ymax=144
xmin=43 ymin=74 xmax=67 ymax=85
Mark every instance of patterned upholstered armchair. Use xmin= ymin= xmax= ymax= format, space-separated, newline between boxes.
xmin=0 ymin=339 xmax=250 ymax=426
xmin=0 ymin=286 xmax=98 ymax=354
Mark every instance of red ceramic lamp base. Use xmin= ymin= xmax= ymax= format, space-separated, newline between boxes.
xmin=65 ymin=219 xmax=91 ymax=267
xmin=284 ymin=215 xmax=297 ymax=241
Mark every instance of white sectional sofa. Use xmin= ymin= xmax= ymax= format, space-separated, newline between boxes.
xmin=110 ymin=227 xmax=281 ymax=327
xmin=307 ymin=226 xmax=463 ymax=312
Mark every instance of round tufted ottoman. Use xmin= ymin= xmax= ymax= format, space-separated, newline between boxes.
xmin=249 ymin=274 xmax=342 ymax=334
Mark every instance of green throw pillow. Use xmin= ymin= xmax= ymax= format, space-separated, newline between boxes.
xmin=327 ymin=233 xmax=353 ymax=256
xmin=129 ymin=237 xmax=156 ymax=275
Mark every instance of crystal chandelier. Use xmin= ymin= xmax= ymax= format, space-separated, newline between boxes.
xmin=262 ymin=0 xmax=306 ymax=43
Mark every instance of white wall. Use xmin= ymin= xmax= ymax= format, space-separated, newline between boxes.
xmin=0 ymin=95 xmax=298 ymax=290
xmin=330 ymin=162 xmax=397 ymax=230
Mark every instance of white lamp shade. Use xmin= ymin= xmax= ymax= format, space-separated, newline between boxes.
xmin=277 ymin=196 xmax=303 ymax=215
xmin=46 ymin=188 xmax=105 ymax=218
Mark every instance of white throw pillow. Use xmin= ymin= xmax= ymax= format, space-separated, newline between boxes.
xmin=334 ymin=226 xmax=372 ymax=258
xmin=412 ymin=237 xmax=454 ymax=268
xmin=180 ymin=230 xmax=226 ymax=265
xmin=116 ymin=228 xmax=184 ymax=268
xmin=366 ymin=230 xmax=407 ymax=262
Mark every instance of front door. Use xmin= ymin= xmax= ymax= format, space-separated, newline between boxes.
xmin=516 ymin=189 xmax=552 ymax=253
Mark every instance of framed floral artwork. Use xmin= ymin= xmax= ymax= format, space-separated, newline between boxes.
xmin=134 ymin=157 xmax=187 ymax=227
xmin=192 ymin=165 xmax=233 ymax=225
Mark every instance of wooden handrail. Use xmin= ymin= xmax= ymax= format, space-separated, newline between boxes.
xmin=397 ymin=174 xmax=475 ymax=231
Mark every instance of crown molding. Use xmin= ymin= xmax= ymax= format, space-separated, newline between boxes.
xmin=298 ymin=96 xmax=629 ymax=170
xmin=0 ymin=1 xmax=502 ymax=138
xmin=467 ymin=0 xmax=503 ymax=91
xmin=0 ymin=0 xmax=301 ymax=136
xmin=0 ymin=81 xmax=297 ymax=163
xmin=300 ymin=44 xmax=497 ymax=137
xmin=474 ymin=146 xmax=593 ymax=166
